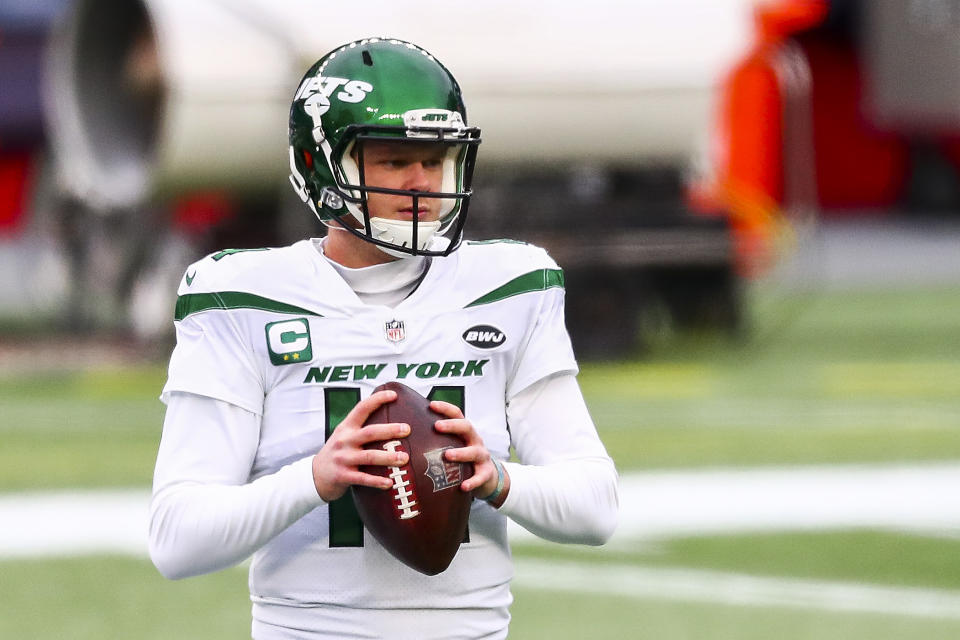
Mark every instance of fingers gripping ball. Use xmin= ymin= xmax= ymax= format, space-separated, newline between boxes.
xmin=352 ymin=382 xmax=474 ymax=575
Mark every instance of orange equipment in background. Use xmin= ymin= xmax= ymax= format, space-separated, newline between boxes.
xmin=693 ymin=0 xmax=912 ymax=275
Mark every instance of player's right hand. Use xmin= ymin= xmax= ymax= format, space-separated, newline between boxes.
xmin=311 ymin=389 xmax=410 ymax=502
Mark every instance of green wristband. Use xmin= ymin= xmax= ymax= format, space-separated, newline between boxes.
xmin=484 ymin=458 xmax=506 ymax=504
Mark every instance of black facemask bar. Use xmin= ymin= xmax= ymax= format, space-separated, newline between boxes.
xmin=326 ymin=124 xmax=481 ymax=257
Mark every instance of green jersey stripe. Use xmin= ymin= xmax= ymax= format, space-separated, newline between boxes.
xmin=175 ymin=292 xmax=322 ymax=321
xmin=464 ymin=269 xmax=565 ymax=308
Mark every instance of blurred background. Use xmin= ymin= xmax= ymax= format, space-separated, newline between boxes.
xmin=1 ymin=0 xmax=959 ymax=638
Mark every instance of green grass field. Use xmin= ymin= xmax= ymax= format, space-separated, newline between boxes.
xmin=5 ymin=554 xmax=960 ymax=640
xmin=1 ymin=285 xmax=958 ymax=638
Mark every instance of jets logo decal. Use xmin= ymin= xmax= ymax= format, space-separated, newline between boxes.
xmin=462 ymin=325 xmax=506 ymax=349
xmin=295 ymin=75 xmax=374 ymax=132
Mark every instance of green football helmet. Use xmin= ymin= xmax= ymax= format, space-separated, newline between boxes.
xmin=288 ymin=38 xmax=481 ymax=257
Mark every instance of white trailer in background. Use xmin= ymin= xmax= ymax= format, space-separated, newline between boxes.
xmin=42 ymin=0 xmax=755 ymax=351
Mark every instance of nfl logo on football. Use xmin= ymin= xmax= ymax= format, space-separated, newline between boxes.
xmin=384 ymin=319 xmax=405 ymax=343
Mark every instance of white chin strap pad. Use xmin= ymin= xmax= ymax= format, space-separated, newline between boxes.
xmin=369 ymin=217 xmax=441 ymax=256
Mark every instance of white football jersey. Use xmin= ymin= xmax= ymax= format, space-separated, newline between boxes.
xmin=161 ymin=238 xmax=578 ymax=634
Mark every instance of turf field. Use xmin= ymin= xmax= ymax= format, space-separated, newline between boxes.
xmin=1 ymin=284 xmax=958 ymax=638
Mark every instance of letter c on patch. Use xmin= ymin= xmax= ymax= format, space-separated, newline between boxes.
xmin=268 ymin=320 xmax=309 ymax=353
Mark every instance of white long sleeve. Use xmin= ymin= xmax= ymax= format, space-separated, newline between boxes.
xmin=499 ymin=374 xmax=619 ymax=545
xmin=149 ymin=376 xmax=618 ymax=581
xmin=149 ymin=392 xmax=323 ymax=579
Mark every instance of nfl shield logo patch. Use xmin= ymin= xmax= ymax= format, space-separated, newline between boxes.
xmin=423 ymin=447 xmax=462 ymax=492
xmin=384 ymin=319 xmax=405 ymax=343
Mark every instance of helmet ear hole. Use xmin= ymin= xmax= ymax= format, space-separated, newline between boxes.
xmin=302 ymin=150 xmax=313 ymax=170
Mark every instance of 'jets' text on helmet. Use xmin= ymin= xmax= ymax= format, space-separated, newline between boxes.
xmin=288 ymin=38 xmax=481 ymax=258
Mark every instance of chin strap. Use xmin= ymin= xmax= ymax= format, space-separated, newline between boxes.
xmin=369 ymin=217 xmax=442 ymax=257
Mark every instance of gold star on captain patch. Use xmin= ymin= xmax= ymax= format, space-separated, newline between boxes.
xmin=284 ymin=355 xmax=290 ymax=361
xmin=293 ymin=353 xmax=300 ymax=360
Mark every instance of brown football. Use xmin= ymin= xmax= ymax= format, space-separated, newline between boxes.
xmin=352 ymin=381 xmax=473 ymax=575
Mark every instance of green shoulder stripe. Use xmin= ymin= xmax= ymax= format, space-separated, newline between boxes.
xmin=175 ymin=291 xmax=321 ymax=321
xmin=465 ymin=269 xmax=565 ymax=308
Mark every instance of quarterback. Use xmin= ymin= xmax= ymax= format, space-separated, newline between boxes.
xmin=150 ymin=38 xmax=619 ymax=639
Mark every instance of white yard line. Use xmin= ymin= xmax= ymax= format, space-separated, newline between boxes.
xmin=511 ymin=463 xmax=960 ymax=543
xmin=4 ymin=465 xmax=960 ymax=618
xmin=0 ymin=489 xmax=149 ymax=558
xmin=513 ymin=560 xmax=960 ymax=619
xmin=3 ymin=464 xmax=960 ymax=558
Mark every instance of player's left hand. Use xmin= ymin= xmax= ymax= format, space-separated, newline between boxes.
xmin=430 ymin=401 xmax=505 ymax=502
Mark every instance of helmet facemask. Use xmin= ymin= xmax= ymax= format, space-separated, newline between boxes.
xmin=324 ymin=122 xmax=480 ymax=258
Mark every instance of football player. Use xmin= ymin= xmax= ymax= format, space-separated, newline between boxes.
xmin=150 ymin=37 xmax=618 ymax=639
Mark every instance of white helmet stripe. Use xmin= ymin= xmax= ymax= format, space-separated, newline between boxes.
xmin=288 ymin=147 xmax=310 ymax=202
